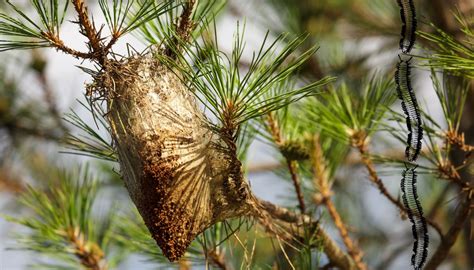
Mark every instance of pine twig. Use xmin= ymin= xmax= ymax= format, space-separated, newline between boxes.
xmin=445 ymin=130 xmax=474 ymax=153
xmin=207 ymin=249 xmax=230 ymax=270
xmin=66 ymin=227 xmax=107 ymax=270
xmin=287 ymin=160 xmax=306 ymax=213
xmin=424 ymin=134 xmax=474 ymax=269
xmin=0 ymin=173 xmax=25 ymax=194
xmin=424 ymin=191 xmax=473 ymax=270
xmin=72 ymin=0 xmax=107 ymax=64
xmin=164 ymin=0 xmax=197 ymax=58
xmin=351 ymin=132 xmax=444 ymax=238
xmin=312 ymin=135 xmax=367 ymax=270
xmin=176 ymin=0 xmax=196 ymax=42
xmin=260 ymin=200 xmax=358 ymax=270
xmin=266 ymin=113 xmax=306 ymax=213
xmin=37 ymin=1 xmax=133 ymax=61
xmin=42 ymin=31 xmax=94 ymax=59
xmin=353 ymin=133 xmax=399 ymax=205
xmin=437 ymin=159 xmax=466 ymax=187
xmin=436 ymin=131 xmax=472 ymax=189
xmin=72 ymin=0 xmax=102 ymax=51
xmin=323 ymin=200 xmax=367 ymax=269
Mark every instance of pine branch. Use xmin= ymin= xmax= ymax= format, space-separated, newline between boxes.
xmin=434 ymin=131 xmax=472 ymax=189
xmin=352 ymin=133 xmax=445 ymax=238
xmin=4 ymin=166 xmax=116 ymax=269
xmin=424 ymin=192 xmax=473 ymax=270
xmin=63 ymin=103 xmax=117 ymax=162
xmin=416 ymin=11 xmax=474 ymax=78
xmin=71 ymin=0 xmax=106 ymax=63
xmin=207 ymin=249 xmax=230 ymax=270
xmin=65 ymin=227 xmax=107 ymax=270
xmin=176 ymin=0 xmax=196 ymax=41
xmin=286 ymin=160 xmax=306 ymax=213
xmin=0 ymin=0 xmax=93 ymax=57
xmin=164 ymin=0 xmax=197 ymax=58
xmin=0 ymin=170 xmax=25 ymax=194
xmin=42 ymin=31 xmax=94 ymax=58
xmin=159 ymin=24 xmax=335 ymax=133
xmin=1 ymin=0 xmax=171 ymax=62
xmin=445 ymin=130 xmax=474 ymax=153
xmin=312 ymin=135 xmax=367 ymax=270
xmin=266 ymin=112 xmax=306 ymax=213
xmin=260 ymin=200 xmax=358 ymax=270
xmin=101 ymin=0 xmax=172 ymax=49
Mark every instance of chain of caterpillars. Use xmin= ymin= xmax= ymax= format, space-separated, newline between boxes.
xmin=396 ymin=1 xmax=429 ymax=269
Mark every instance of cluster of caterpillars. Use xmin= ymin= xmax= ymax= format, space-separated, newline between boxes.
xmin=395 ymin=1 xmax=429 ymax=269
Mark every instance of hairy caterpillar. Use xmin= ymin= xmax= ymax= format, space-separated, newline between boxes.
xmin=397 ymin=0 xmax=417 ymax=53
xmin=99 ymin=55 xmax=258 ymax=261
xmin=395 ymin=55 xmax=423 ymax=162
xmin=401 ymin=164 xmax=429 ymax=270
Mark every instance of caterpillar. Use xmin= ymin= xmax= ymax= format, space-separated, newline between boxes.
xmin=401 ymin=164 xmax=429 ymax=270
xmin=395 ymin=55 xmax=423 ymax=162
xmin=397 ymin=0 xmax=417 ymax=53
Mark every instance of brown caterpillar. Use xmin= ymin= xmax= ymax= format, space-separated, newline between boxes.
xmin=97 ymin=54 xmax=260 ymax=261
xmin=397 ymin=0 xmax=417 ymax=53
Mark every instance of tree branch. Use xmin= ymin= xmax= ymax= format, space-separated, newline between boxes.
xmin=424 ymin=191 xmax=473 ymax=270
xmin=176 ymin=0 xmax=196 ymax=42
xmin=266 ymin=113 xmax=306 ymax=213
xmin=287 ymin=160 xmax=306 ymax=213
xmin=42 ymin=31 xmax=94 ymax=59
xmin=207 ymin=249 xmax=230 ymax=270
xmin=66 ymin=227 xmax=107 ymax=270
xmin=260 ymin=200 xmax=358 ymax=270
xmin=0 ymin=172 xmax=25 ymax=194
xmin=312 ymin=135 xmax=367 ymax=270
xmin=72 ymin=0 xmax=102 ymax=51
xmin=72 ymin=0 xmax=107 ymax=64
xmin=351 ymin=133 xmax=444 ymax=238
xmin=164 ymin=0 xmax=197 ymax=58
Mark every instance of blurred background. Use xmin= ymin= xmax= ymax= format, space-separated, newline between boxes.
xmin=0 ymin=0 xmax=472 ymax=269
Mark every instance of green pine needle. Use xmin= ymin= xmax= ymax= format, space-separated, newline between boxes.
xmin=0 ymin=0 xmax=69 ymax=51
xmin=417 ymin=11 xmax=474 ymax=78
xmin=134 ymin=0 xmax=225 ymax=45
xmin=304 ymin=75 xmax=396 ymax=143
xmin=380 ymin=73 xmax=471 ymax=172
xmin=5 ymin=165 xmax=123 ymax=269
xmin=430 ymin=70 xmax=470 ymax=133
xmin=100 ymin=0 xmax=172 ymax=38
xmin=159 ymin=22 xmax=335 ymax=132
xmin=62 ymin=100 xmax=117 ymax=162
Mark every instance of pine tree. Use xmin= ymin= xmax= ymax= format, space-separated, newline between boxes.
xmin=0 ymin=1 xmax=472 ymax=269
